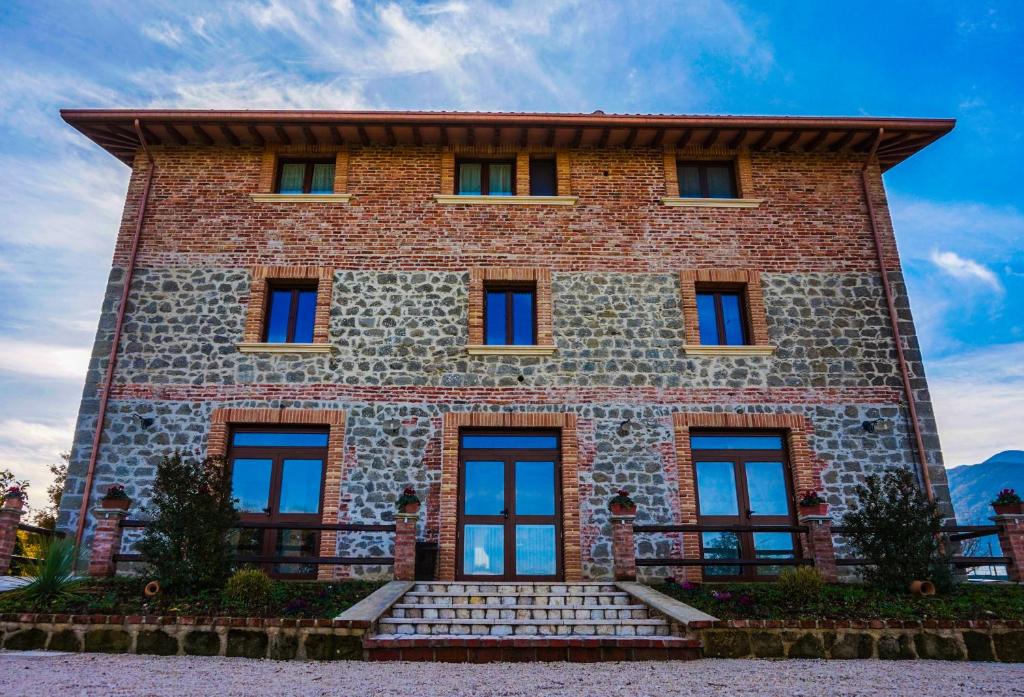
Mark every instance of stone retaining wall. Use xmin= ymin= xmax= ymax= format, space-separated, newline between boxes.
xmin=0 ymin=614 xmax=367 ymax=660
xmin=691 ymin=619 xmax=1024 ymax=662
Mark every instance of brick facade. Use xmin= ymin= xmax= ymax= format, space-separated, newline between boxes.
xmin=58 ymin=115 xmax=952 ymax=582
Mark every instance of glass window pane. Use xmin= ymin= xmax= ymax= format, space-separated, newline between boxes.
xmin=232 ymin=432 xmax=329 ymax=447
xmin=463 ymin=524 xmax=504 ymax=575
xmin=293 ymin=290 xmax=317 ymax=343
xmin=516 ymin=525 xmax=556 ymax=576
xmin=706 ymin=165 xmax=735 ymax=198
xmin=753 ymin=532 xmax=795 ymax=576
xmin=458 ymin=163 xmax=482 ymax=194
xmin=310 ymin=163 xmax=335 ymax=193
xmin=279 ymin=459 xmax=323 ymax=514
xmin=720 ymin=293 xmax=746 ymax=345
xmin=702 ymin=531 xmax=741 ymax=576
xmin=461 ymin=435 xmax=558 ymax=449
xmin=511 ymin=291 xmax=535 ymax=345
xmin=274 ymin=529 xmax=317 ymax=575
xmin=745 ymin=461 xmax=790 ymax=516
xmin=278 ymin=163 xmax=305 ymax=194
xmin=266 ymin=289 xmax=293 ymax=343
xmin=488 ymin=163 xmax=513 ymax=195
xmin=529 ymin=158 xmax=556 ymax=196
xmin=464 ymin=460 xmax=505 ymax=515
xmin=691 ymin=435 xmax=784 ymax=450
xmin=229 ymin=528 xmax=263 ymax=557
xmin=695 ymin=461 xmax=739 ymax=515
xmin=230 ymin=458 xmax=273 ymax=513
xmin=515 ymin=461 xmax=555 ymax=515
xmin=678 ymin=164 xmax=702 ymax=197
xmin=485 ymin=291 xmax=507 ymax=345
xmin=696 ymin=293 xmax=720 ymax=345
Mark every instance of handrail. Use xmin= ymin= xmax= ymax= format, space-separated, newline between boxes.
xmin=118 ymin=519 xmax=396 ymax=533
xmin=112 ymin=553 xmax=394 ymax=566
xmin=634 ymin=524 xmax=808 ymax=534
xmin=17 ymin=523 xmax=66 ymax=538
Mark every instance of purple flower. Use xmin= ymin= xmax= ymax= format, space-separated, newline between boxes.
xmin=680 ymin=581 xmax=698 ymax=591
xmin=736 ymin=594 xmax=754 ymax=606
xmin=711 ymin=590 xmax=732 ymax=601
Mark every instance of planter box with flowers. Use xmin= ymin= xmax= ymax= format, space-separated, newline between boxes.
xmin=608 ymin=490 xmax=637 ymax=517
xmin=797 ymin=490 xmax=829 ymax=517
xmin=396 ymin=486 xmax=420 ymax=515
xmin=992 ymin=489 xmax=1024 ymax=516
xmin=100 ymin=484 xmax=131 ymax=511
xmin=3 ymin=486 xmax=25 ymax=511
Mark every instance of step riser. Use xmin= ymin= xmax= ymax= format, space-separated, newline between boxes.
xmin=366 ymin=646 xmax=700 ymax=662
xmin=382 ymin=624 xmax=671 ymax=637
xmin=401 ymin=595 xmax=634 ymax=607
xmin=390 ymin=608 xmax=652 ymax=620
xmin=412 ymin=584 xmax=618 ymax=594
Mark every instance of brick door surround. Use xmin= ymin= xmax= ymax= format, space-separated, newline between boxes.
xmin=438 ymin=412 xmax=582 ymax=581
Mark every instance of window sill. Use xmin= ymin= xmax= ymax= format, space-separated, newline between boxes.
xmin=434 ymin=194 xmax=578 ymax=206
xmin=682 ymin=344 xmax=776 ymax=357
xmin=661 ymin=197 xmax=763 ymax=209
xmin=466 ymin=345 xmax=558 ymax=356
xmin=237 ymin=343 xmax=335 ymax=354
xmin=249 ymin=193 xmax=353 ymax=203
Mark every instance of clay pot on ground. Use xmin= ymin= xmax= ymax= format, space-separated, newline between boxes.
xmin=798 ymin=503 xmax=829 ymax=517
xmin=993 ymin=502 xmax=1024 ymax=515
xmin=608 ymin=502 xmax=637 ymax=516
xmin=909 ymin=580 xmax=936 ymax=597
xmin=101 ymin=497 xmax=131 ymax=511
xmin=399 ymin=502 xmax=421 ymax=515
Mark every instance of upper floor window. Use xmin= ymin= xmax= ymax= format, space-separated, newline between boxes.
xmin=677 ymin=161 xmax=737 ymax=199
xmin=696 ymin=288 xmax=748 ymax=345
xmin=265 ymin=284 xmax=317 ymax=343
xmin=529 ymin=157 xmax=557 ymax=196
xmin=485 ymin=284 xmax=536 ymax=345
xmin=276 ymin=158 xmax=335 ymax=194
xmin=458 ymin=159 xmax=514 ymax=196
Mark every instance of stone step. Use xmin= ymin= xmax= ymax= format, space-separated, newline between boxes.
xmin=389 ymin=605 xmax=652 ymax=620
xmin=411 ymin=583 xmax=619 ymax=594
xmin=363 ymin=635 xmax=701 ymax=661
xmin=377 ymin=617 xmax=672 ymax=637
xmin=401 ymin=592 xmax=633 ymax=605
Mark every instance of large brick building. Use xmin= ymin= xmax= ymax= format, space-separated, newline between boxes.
xmin=59 ymin=110 xmax=954 ymax=583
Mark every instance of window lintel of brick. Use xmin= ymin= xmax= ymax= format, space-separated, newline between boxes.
xmin=662 ymin=146 xmax=755 ymax=204
xmin=679 ymin=269 xmax=771 ymax=348
xmin=258 ymin=146 xmax=349 ymax=194
xmin=467 ymin=267 xmax=554 ymax=349
xmin=242 ymin=265 xmax=334 ymax=346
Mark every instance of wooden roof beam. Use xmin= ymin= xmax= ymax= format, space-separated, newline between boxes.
xmin=466 ymin=125 xmax=476 ymax=146
xmin=411 ymin=125 xmax=422 ymax=147
xmin=701 ymin=128 xmax=720 ymax=148
xmin=246 ymin=125 xmax=266 ymax=146
xmin=829 ymin=131 xmax=856 ymax=152
xmin=273 ymin=125 xmax=290 ymax=145
xmin=780 ymin=130 xmax=802 ymax=150
xmin=384 ymin=124 xmax=397 ymax=146
xmin=598 ymin=127 xmax=610 ymax=147
xmin=193 ymin=123 xmax=215 ymax=145
xmin=571 ymin=127 xmax=583 ymax=147
xmin=676 ymin=128 xmax=693 ymax=148
xmin=546 ymin=127 xmax=556 ymax=147
xmin=491 ymin=126 xmax=500 ymax=147
xmin=623 ymin=128 xmax=638 ymax=148
xmin=752 ymin=130 xmax=773 ymax=149
xmin=650 ymin=128 xmax=665 ymax=148
xmin=440 ymin=125 xmax=448 ymax=147
xmin=356 ymin=125 xmax=370 ymax=146
xmin=727 ymin=129 xmax=747 ymax=149
xmin=301 ymin=125 xmax=318 ymax=146
xmin=805 ymin=130 xmax=829 ymax=151
xmin=220 ymin=125 xmax=241 ymax=147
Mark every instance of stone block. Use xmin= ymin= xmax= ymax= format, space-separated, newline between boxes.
xmin=829 ymin=632 xmax=875 ymax=659
xmin=84 ymin=629 xmax=132 ymax=654
xmin=913 ymin=633 xmax=964 ymax=661
xmin=702 ymin=630 xmax=752 ymax=658
xmin=962 ymin=631 xmax=995 ymax=662
xmin=270 ymin=632 xmax=299 ymax=661
xmin=787 ymin=633 xmax=825 ymax=659
xmin=47 ymin=629 xmax=82 ymax=653
xmin=136 ymin=630 xmax=178 ymax=656
xmin=226 ymin=630 xmax=269 ymax=659
xmin=183 ymin=630 xmax=221 ymax=656
xmin=993 ymin=631 xmax=1024 ymax=663
xmin=877 ymin=634 xmax=916 ymax=660
xmin=303 ymin=633 xmax=362 ymax=661
xmin=749 ymin=631 xmax=784 ymax=658
xmin=4 ymin=628 xmax=47 ymax=651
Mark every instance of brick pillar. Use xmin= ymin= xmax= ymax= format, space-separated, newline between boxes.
xmin=88 ymin=507 xmax=129 ymax=577
xmin=611 ymin=513 xmax=637 ymax=581
xmin=993 ymin=514 xmax=1024 ymax=582
xmin=0 ymin=498 xmax=25 ymax=575
xmin=394 ymin=512 xmax=419 ymax=581
xmin=799 ymin=514 xmax=838 ymax=582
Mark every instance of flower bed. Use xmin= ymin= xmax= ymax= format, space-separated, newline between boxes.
xmin=656 ymin=581 xmax=1024 ymax=621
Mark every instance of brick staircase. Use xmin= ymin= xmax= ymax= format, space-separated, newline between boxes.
xmin=361 ymin=581 xmax=703 ymax=661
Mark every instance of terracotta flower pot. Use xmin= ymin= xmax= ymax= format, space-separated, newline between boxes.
xmin=993 ymin=502 xmax=1024 ymax=515
xmin=399 ymin=502 xmax=420 ymax=515
xmin=608 ymin=502 xmax=636 ymax=516
xmin=798 ymin=503 xmax=829 ymax=517
xmin=2 ymin=497 xmax=24 ymax=511
xmin=101 ymin=497 xmax=131 ymax=511
xmin=909 ymin=580 xmax=936 ymax=597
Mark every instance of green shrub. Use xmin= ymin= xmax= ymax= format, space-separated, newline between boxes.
xmin=222 ymin=568 xmax=273 ymax=615
xmin=841 ymin=469 xmax=952 ymax=592
xmin=137 ymin=452 xmax=239 ymax=595
xmin=13 ymin=539 xmax=84 ymax=607
xmin=777 ymin=566 xmax=824 ymax=604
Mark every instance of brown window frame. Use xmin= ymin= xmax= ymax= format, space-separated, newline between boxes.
xmin=482 ymin=282 xmax=538 ymax=346
xmin=456 ymin=158 xmax=517 ymax=196
xmin=695 ymin=284 xmax=751 ymax=346
xmin=528 ymin=156 xmax=557 ymax=196
xmin=691 ymin=430 xmax=797 ymax=581
xmin=263 ymin=281 xmax=319 ymax=344
xmin=274 ymin=157 xmax=336 ymax=194
xmin=227 ymin=425 xmax=330 ymax=580
xmin=676 ymin=160 xmax=738 ymax=198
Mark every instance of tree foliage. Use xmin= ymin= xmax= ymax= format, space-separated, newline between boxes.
xmin=137 ymin=452 xmax=239 ymax=595
xmin=32 ymin=452 xmax=68 ymax=529
xmin=841 ymin=468 xmax=951 ymax=592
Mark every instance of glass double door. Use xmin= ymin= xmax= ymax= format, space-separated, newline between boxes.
xmin=227 ymin=429 xmax=327 ymax=579
xmin=457 ymin=433 xmax=562 ymax=580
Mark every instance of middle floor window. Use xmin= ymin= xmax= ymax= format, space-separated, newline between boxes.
xmin=458 ymin=159 xmax=515 ymax=196
xmin=265 ymin=284 xmax=317 ymax=344
xmin=485 ymin=284 xmax=536 ymax=345
xmin=696 ymin=287 xmax=749 ymax=345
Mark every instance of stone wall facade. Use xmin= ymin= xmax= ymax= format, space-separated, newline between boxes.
xmin=59 ymin=142 xmax=951 ymax=581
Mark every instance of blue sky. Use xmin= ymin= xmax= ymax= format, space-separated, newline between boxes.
xmin=0 ymin=1 xmax=1021 ymax=502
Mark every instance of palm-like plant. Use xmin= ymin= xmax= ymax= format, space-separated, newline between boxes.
xmin=13 ymin=538 xmax=84 ymax=606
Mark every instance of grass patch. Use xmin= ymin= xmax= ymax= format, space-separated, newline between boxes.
xmin=0 ymin=577 xmax=385 ymax=619
xmin=655 ymin=581 xmax=1024 ymax=620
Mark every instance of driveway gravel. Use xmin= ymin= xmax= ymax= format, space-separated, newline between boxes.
xmin=0 ymin=651 xmax=1020 ymax=696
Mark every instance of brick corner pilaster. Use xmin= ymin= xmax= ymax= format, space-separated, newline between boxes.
xmin=992 ymin=514 xmax=1024 ymax=582
xmin=610 ymin=512 xmax=637 ymax=581
xmin=394 ymin=511 xmax=419 ymax=581
xmin=88 ymin=507 xmax=129 ymax=577
xmin=0 ymin=500 xmax=25 ymax=575
xmin=798 ymin=514 xmax=838 ymax=582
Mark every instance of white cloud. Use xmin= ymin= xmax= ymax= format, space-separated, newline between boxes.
xmin=141 ymin=20 xmax=186 ymax=47
xmin=929 ymin=343 xmax=1024 ymax=467
xmin=929 ymin=249 xmax=1004 ymax=292
xmin=0 ymin=418 xmax=74 ymax=498
xmin=0 ymin=340 xmax=91 ymax=381
xmin=890 ymin=195 xmax=1024 ymax=264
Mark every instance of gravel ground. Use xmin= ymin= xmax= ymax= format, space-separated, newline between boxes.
xmin=0 ymin=651 xmax=1021 ymax=696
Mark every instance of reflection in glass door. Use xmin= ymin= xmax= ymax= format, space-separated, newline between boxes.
xmin=458 ymin=432 xmax=561 ymax=580
xmin=691 ymin=433 xmax=797 ymax=579
xmin=227 ymin=429 xmax=328 ymax=578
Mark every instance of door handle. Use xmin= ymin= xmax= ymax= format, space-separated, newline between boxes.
xmin=746 ymin=509 xmax=755 ymax=517
xmin=499 ymin=508 xmax=509 ymax=519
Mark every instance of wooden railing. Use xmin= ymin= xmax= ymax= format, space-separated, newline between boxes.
xmin=11 ymin=523 xmax=66 ymax=570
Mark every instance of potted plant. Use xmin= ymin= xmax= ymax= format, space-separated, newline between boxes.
xmin=101 ymin=484 xmax=131 ymax=511
xmin=798 ymin=490 xmax=829 ymax=516
xmin=608 ymin=490 xmax=637 ymax=516
xmin=991 ymin=488 xmax=1024 ymax=515
xmin=3 ymin=486 xmax=25 ymax=510
xmin=396 ymin=486 xmax=420 ymax=514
